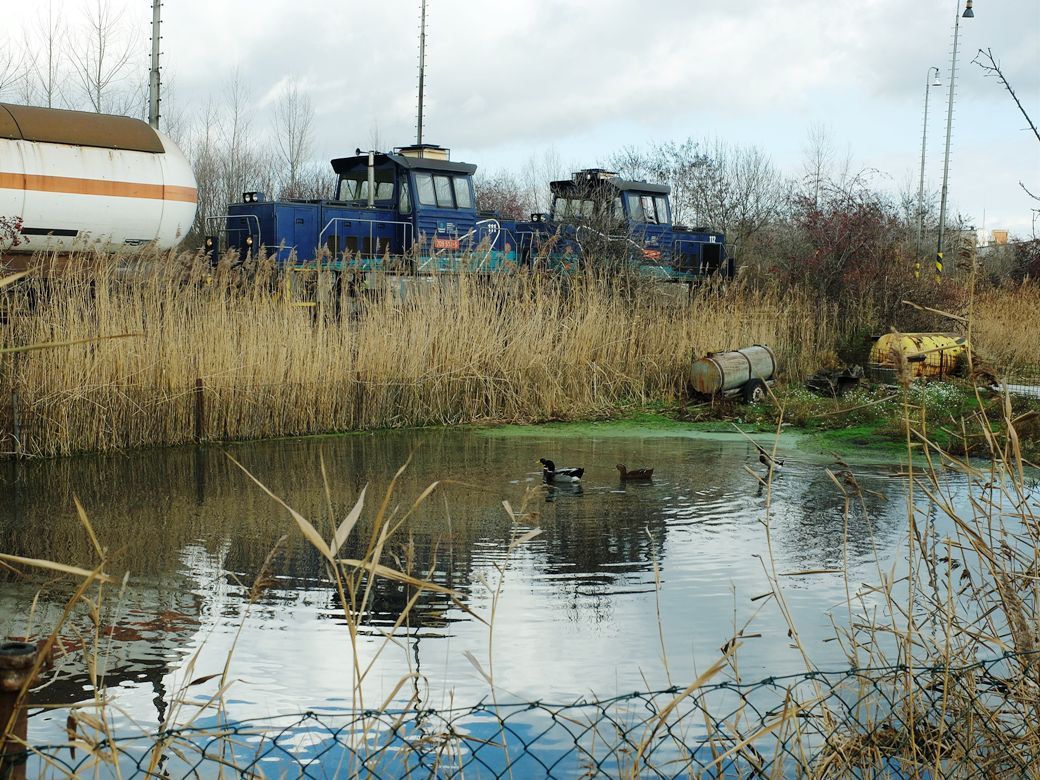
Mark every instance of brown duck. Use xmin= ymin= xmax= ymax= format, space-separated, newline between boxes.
xmin=616 ymin=463 xmax=654 ymax=481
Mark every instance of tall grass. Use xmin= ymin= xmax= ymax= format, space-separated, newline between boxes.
xmin=1 ymin=251 xmax=843 ymax=456
xmin=973 ymin=279 xmax=1040 ymax=371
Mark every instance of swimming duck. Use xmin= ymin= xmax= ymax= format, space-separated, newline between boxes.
xmin=755 ymin=444 xmax=784 ymax=472
xmin=539 ymin=458 xmax=584 ymax=483
xmin=616 ymin=463 xmax=654 ymax=481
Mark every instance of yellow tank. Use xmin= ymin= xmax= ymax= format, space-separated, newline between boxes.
xmin=868 ymin=333 xmax=968 ymax=381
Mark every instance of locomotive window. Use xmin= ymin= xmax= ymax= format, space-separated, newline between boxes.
xmin=641 ymin=196 xmax=657 ymax=224
xmin=399 ymin=178 xmax=412 ymax=214
xmin=338 ymin=178 xmax=361 ymax=200
xmin=453 ymin=177 xmax=473 ymax=209
xmin=625 ymin=193 xmax=669 ymax=224
xmin=337 ymin=164 xmax=395 ymax=203
xmin=554 ymin=197 xmax=595 ymax=219
xmin=625 ymin=193 xmax=645 ymax=222
xmin=416 ymin=173 xmax=436 ymax=206
xmin=654 ymin=196 xmax=671 ymax=224
xmin=434 ymin=175 xmax=454 ymax=207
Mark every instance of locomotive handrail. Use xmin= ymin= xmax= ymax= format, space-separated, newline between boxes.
xmin=205 ymin=213 xmax=262 ymax=245
xmin=317 ymin=217 xmax=415 ymax=258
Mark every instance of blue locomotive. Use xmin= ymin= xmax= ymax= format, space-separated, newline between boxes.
xmin=207 ymin=144 xmax=732 ymax=281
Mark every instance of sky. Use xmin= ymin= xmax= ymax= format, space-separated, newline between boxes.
xmin=2 ymin=0 xmax=1039 ymax=236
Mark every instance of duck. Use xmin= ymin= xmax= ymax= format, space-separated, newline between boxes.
xmin=754 ymin=444 xmax=784 ymax=472
xmin=616 ymin=463 xmax=654 ymax=481
xmin=539 ymin=458 xmax=584 ymax=483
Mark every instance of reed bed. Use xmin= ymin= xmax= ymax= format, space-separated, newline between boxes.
xmin=973 ymin=279 xmax=1040 ymax=371
xmin=1 ymin=251 xmax=842 ymax=457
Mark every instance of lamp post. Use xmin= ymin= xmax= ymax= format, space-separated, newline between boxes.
xmin=915 ymin=66 xmax=941 ymax=278
xmin=935 ymin=0 xmax=975 ymax=282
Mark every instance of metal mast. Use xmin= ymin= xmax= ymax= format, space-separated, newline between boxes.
xmin=915 ymin=67 xmax=940 ymax=277
xmin=148 ymin=0 xmax=161 ymax=129
xmin=935 ymin=0 xmax=974 ymax=282
xmin=416 ymin=0 xmax=427 ymax=145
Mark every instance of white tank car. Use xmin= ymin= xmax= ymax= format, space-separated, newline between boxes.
xmin=0 ymin=103 xmax=197 ymax=256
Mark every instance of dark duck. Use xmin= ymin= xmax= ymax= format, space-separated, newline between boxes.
xmin=539 ymin=458 xmax=584 ymax=483
xmin=616 ymin=464 xmax=654 ymax=481
xmin=755 ymin=444 xmax=784 ymax=472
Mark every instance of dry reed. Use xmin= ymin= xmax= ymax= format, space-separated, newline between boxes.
xmin=1 ymin=251 xmax=842 ymax=457
xmin=973 ymin=280 xmax=1040 ymax=371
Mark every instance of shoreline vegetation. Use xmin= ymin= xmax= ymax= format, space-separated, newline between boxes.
xmin=2 ymin=251 xmax=1039 ymax=776
xmin=3 ymin=357 xmax=1038 ymax=777
xmin=0 ymin=250 xmax=1038 ymax=459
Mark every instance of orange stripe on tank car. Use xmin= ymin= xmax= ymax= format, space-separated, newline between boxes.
xmin=162 ymin=184 xmax=199 ymax=203
xmin=0 ymin=172 xmax=197 ymax=203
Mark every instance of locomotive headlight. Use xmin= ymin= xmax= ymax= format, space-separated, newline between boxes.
xmin=245 ymin=236 xmax=254 ymax=247
xmin=204 ymin=236 xmax=214 ymax=248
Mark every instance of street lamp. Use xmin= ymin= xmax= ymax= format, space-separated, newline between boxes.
xmin=935 ymin=0 xmax=975 ymax=282
xmin=915 ymin=66 xmax=941 ymax=278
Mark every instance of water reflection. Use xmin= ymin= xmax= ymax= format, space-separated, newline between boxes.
xmin=0 ymin=428 xmax=924 ymax=738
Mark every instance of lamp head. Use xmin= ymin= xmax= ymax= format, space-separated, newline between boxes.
xmin=962 ymin=0 xmax=974 ymax=18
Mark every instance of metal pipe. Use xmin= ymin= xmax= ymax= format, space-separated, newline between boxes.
xmin=366 ymin=151 xmax=375 ymax=208
xmin=148 ymin=0 xmax=161 ymax=129
xmin=915 ymin=66 xmax=940 ymax=278
xmin=936 ymin=0 xmax=974 ymax=282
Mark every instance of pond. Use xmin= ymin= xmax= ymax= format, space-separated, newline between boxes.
xmin=0 ymin=424 xmax=935 ymax=750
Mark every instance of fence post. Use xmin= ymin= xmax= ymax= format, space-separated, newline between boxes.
xmin=193 ymin=378 xmax=205 ymax=444
xmin=9 ymin=353 xmax=20 ymax=458
xmin=0 ymin=641 xmax=39 ymax=780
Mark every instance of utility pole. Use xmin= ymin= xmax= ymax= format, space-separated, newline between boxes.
xmin=915 ymin=66 xmax=941 ymax=278
xmin=416 ymin=0 xmax=427 ymax=145
xmin=148 ymin=0 xmax=161 ymax=129
xmin=936 ymin=0 xmax=975 ymax=283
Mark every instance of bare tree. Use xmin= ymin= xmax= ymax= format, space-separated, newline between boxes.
xmin=0 ymin=38 xmax=24 ymax=100
xmin=368 ymin=118 xmax=382 ymax=152
xmin=23 ymin=1 xmax=65 ymax=108
xmin=522 ymin=147 xmax=565 ymax=213
xmin=70 ymin=0 xmax=139 ymax=113
xmin=802 ymin=122 xmax=834 ymax=209
xmin=475 ymin=171 xmax=532 ymax=219
xmin=610 ymin=138 xmax=785 ymax=246
xmin=273 ymin=79 xmax=315 ymax=199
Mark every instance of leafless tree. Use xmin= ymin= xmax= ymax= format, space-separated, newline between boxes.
xmin=475 ymin=171 xmax=532 ymax=219
xmin=22 ymin=1 xmax=65 ymax=108
xmin=802 ymin=122 xmax=834 ymax=209
xmin=0 ymin=38 xmax=24 ymax=100
xmin=368 ymin=118 xmax=382 ymax=152
xmin=522 ymin=147 xmax=565 ymax=213
xmin=273 ymin=79 xmax=315 ymax=199
xmin=70 ymin=0 xmax=139 ymax=113
xmin=610 ymin=138 xmax=786 ymax=249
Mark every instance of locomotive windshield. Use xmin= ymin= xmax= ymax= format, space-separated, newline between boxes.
xmin=414 ymin=172 xmax=474 ymax=210
xmin=337 ymin=162 xmax=396 ymax=202
xmin=552 ymin=195 xmax=624 ymax=222
xmin=626 ymin=193 xmax=671 ymax=225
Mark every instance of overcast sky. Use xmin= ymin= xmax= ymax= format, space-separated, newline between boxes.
xmin=2 ymin=0 xmax=1038 ymax=235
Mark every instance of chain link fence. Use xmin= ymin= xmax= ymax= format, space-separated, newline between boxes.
xmin=12 ymin=652 xmax=1037 ymax=778
xmin=1001 ymin=364 xmax=1040 ymax=401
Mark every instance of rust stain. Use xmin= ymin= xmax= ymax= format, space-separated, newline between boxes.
xmin=0 ymin=171 xmax=197 ymax=203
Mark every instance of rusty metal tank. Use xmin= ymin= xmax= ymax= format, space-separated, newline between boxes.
xmin=689 ymin=345 xmax=776 ymax=396
xmin=868 ymin=333 xmax=968 ymax=381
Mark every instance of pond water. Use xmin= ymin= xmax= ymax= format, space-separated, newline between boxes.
xmin=0 ymin=425 xmax=950 ymax=749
